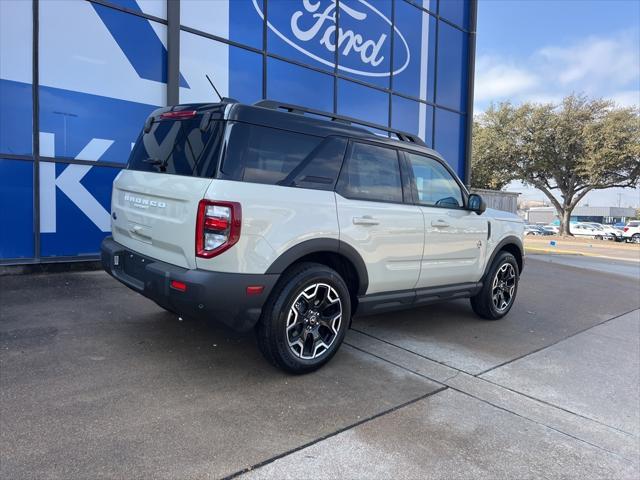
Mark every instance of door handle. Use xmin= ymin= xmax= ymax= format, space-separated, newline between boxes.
xmin=431 ymin=219 xmax=450 ymax=228
xmin=353 ymin=215 xmax=380 ymax=226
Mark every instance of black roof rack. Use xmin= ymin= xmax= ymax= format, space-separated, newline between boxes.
xmin=254 ymin=100 xmax=426 ymax=146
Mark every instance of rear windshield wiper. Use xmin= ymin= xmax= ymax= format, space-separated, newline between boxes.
xmin=142 ymin=157 xmax=168 ymax=171
xmin=142 ymin=157 xmax=163 ymax=165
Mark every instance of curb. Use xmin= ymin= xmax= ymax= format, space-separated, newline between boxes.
xmin=525 ymin=247 xmax=640 ymax=264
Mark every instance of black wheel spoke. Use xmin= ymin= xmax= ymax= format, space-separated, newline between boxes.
xmin=492 ymin=263 xmax=516 ymax=313
xmin=286 ymin=282 xmax=342 ymax=359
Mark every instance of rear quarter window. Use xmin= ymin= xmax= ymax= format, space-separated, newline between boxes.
xmin=220 ymin=122 xmax=346 ymax=190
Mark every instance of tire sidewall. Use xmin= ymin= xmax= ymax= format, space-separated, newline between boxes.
xmin=269 ymin=266 xmax=351 ymax=371
xmin=486 ymin=252 xmax=519 ymax=318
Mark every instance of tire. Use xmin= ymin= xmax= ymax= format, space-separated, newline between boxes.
xmin=470 ymin=251 xmax=519 ymax=320
xmin=255 ymin=262 xmax=351 ymax=374
xmin=633 ymin=234 xmax=640 ymax=244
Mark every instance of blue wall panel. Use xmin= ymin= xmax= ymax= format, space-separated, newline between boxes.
xmin=40 ymin=162 xmax=120 ymax=258
xmin=436 ymin=21 xmax=469 ymax=112
xmin=0 ymin=80 xmax=33 ymax=156
xmin=39 ymin=85 xmax=157 ymax=164
xmin=0 ymin=0 xmax=473 ymax=262
xmin=434 ymin=108 xmax=466 ymax=173
xmin=267 ymin=58 xmax=334 ymax=113
xmin=0 ymin=159 xmax=34 ymax=259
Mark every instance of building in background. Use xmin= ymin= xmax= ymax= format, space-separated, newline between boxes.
xmin=527 ymin=206 xmax=637 ymax=226
xmin=0 ymin=0 xmax=476 ymax=264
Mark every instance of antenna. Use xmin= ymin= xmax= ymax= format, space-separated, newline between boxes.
xmin=205 ymin=74 xmax=223 ymax=102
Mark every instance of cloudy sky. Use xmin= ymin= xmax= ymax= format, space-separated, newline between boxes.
xmin=474 ymin=0 xmax=640 ymax=207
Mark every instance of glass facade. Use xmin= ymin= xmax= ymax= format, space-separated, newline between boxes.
xmin=0 ymin=0 xmax=475 ymax=262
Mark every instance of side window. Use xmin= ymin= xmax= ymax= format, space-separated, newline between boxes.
xmin=337 ymin=142 xmax=403 ymax=203
xmin=405 ymin=152 xmax=463 ymax=208
xmin=221 ymin=123 xmax=345 ymax=189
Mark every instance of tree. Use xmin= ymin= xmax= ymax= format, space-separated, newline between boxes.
xmin=472 ymin=95 xmax=640 ymax=235
xmin=470 ymin=119 xmax=513 ymax=190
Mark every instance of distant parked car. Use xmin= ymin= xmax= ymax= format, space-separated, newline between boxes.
xmin=570 ymin=223 xmax=614 ymax=240
xmin=541 ymin=225 xmax=559 ymax=234
xmin=622 ymin=221 xmax=640 ymax=243
xmin=525 ymin=225 xmax=553 ymax=236
xmin=585 ymin=223 xmax=622 ymax=241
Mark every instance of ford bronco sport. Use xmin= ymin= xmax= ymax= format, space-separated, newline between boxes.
xmin=101 ymin=100 xmax=525 ymax=373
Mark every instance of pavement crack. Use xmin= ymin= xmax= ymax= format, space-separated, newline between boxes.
xmin=478 ymin=376 xmax=639 ymax=439
xmin=350 ymin=327 xmax=467 ymax=374
xmin=344 ymin=342 xmax=444 ymax=385
xmin=475 ymin=307 xmax=640 ymax=377
xmin=222 ymin=385 xmax=449 ymax=480
xmin=448 ymin=386 xmax=639 ymax=465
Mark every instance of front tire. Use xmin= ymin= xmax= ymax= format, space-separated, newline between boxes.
xmin=255 ymin=262 xmax=351 ymax=374
xmin=470 ymin=251 xmax=519 ymax=320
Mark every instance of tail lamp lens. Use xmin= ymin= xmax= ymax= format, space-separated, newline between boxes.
xmin=196 ymin=200 xmax=241 ymax=258
xmin=160 ymin=110 xmax=197 ymax=120
xmin=623 ymin=227 xmax=629 ymax=232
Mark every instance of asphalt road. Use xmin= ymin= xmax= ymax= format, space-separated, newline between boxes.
xmin=1 ymin=257 xmax=638 ymax=479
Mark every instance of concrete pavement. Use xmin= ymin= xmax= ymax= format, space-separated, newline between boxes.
xmin=1 ymin=257 xmax=639 ymax=479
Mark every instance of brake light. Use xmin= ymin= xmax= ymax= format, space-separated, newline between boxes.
xmin=170 ymin=280 xmax=187 ymax=292
xmin=196 ymin=200 xmax=241 ymax=258
xmin=160 ymin=110 xmax=197 ymax=120
xmin=623 ymin=227 xmax=629 ymax=232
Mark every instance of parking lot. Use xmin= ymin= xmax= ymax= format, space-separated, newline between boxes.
xmin=1 ymin=256 xmax=639 ymax=479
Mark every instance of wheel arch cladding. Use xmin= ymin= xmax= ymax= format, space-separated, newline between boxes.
xmin=486 ymin=236 xmax=524 ymax=277
xmin=265 ymin=238 xmax=369 ymax=297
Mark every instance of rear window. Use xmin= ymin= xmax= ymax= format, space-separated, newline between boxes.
xmin=219 ymin=122 xmax=346 ymax=190
xmin=128 ymin=115 xmax=223 ymax=177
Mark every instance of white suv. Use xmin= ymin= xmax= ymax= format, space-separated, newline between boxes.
xmin=101 ymin=100 xmax=525 ymax=373
xmin=622 ymin=221 xmax=640 ymax=243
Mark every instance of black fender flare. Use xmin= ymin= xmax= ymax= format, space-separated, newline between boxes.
xmin=484 ymin=236 xmax=524 ymax=278
xmin=265 ymin=238 xmax=369 ymax=295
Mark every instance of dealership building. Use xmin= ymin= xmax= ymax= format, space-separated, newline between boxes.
xmin=0 ymin=0 xmax=476 ymax=263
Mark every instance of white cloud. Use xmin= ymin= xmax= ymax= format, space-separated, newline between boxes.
xmin=474 ymin=56 xmax=539 ymax=101
xmin=538 ymin=33 xmax=639 ymax=87
xmin=474 ymin=30 xmax=640 ymax=111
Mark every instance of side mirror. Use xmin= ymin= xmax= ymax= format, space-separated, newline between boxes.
xmin=468 ymin=193 xmax=486 ymax=215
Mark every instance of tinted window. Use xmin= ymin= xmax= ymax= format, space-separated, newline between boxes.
xmin=221 ymin=123 xmax=345 ymax=189
xmin=338 ymin=143 xmax=403 ymax=203
xmin=128 ymin=116 xmax=223 ymax=177
xmin=406 ymin=152 xmax=463 ymax=208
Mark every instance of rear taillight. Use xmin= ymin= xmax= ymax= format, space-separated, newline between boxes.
xmin=623 ymin=227 xmax=629 ymax=232
xmin=196 ymin=200 xmax=241 ymax=258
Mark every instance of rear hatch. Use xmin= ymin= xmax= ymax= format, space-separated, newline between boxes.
xmin=111 ymin=107 xmax=225 ymax=269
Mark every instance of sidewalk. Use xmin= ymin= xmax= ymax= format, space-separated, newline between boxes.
xmin=240 ymin=310 xmax=640 ymax=479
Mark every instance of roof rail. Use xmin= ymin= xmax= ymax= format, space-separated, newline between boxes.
xmin=254 ymin=99 xmax=426 ymax=146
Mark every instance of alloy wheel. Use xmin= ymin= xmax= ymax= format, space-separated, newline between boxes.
xmin=492 ymin=263 xmax=516 ymax=313
xmin=286 ymin=283 xmax=342 ymax=360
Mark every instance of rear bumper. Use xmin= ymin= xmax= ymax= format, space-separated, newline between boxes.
xmin=100 ymin=237 xmax=279 ymax=332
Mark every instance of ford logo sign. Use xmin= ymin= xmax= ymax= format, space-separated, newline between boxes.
xmin=252 ymin=0 xmax=410 ymax=78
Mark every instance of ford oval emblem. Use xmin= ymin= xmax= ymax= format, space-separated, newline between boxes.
xmin=252 ymin=0 xmax=411 ymax=78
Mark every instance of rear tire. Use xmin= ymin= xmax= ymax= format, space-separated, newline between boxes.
xmin=255 ymin=262 xmax=351 ymax=374
xmin=470 ymin=251 xmax=519 ymax=320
